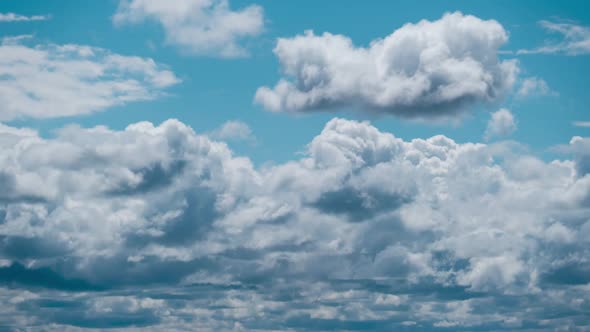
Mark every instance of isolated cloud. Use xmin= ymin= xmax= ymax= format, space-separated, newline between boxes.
xmin=0 ymin=36 xmax=179 ymax=121
xmin=484 ymin=108 xmax=516 ymax=140
xmin=517 ymin=77 xmax=555 ymax=97
xmin=0 ymin=13 xmax=50 ymax=22
xmin=573 ymin=121 xmax=590 ymax=128
xmin=255 ymin=12 xmax=518 ymax=119
xmin=210 ymin=120 xmax=255 ymax=142
xmin=518 ymin=20 xmax=590 ymax=55
xmin=113 ymin=0 xmax=264 ymax=58
xmin=0 ymin=117 xmax=589 ymax=330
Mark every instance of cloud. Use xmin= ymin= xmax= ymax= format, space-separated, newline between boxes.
xmin=210 ymin=120 xmax=255 ymax=143
xmin=0 ymin=37 xmax=180 ymax=121
xmin=573 ymin=121 xmax=590 ymax=128
xmin=255 ymin=12 xmax=518 ymax=120
xmin=0 ymin=13 xmax=50 ymax=22
xmin=484 ymin=108 xmax=517 ymax=140
xmin=0 ymin=118 xmax=589 ymax=330
xmin=517 ymin=77 xmax=556 ymax=97
xmin=518 ymin=20 xmax=590 ymax=55
xmin=113 ymin=0 xmax=264 ymax=58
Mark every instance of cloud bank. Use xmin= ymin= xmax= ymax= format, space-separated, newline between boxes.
xmin=113 ymin=0 xmax=265 ymax=58
xmin=0 ymin=37 xmax=179 ymax=121
xmin=255 ymin=12 xmax=518 ymax=119
xmin=0 ymin=117 xmax=589 ymax=330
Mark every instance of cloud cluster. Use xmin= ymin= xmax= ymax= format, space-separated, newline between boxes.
xmin=0 ymin=117 xmax=588 ymax=330
xmin=0 ymin=37 xmax=179 ymax=121
xmin=0 ymin=13 xmax=50 ymax=22
xmin=113 ymin=0 xmax=264 ymax=58
xmin=255 ymin=12 xmax=518 ymax=119
xmin=518 ymin=20 xmax=590 ymax=55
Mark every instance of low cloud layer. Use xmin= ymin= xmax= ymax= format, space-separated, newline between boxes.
xmin=255 ymin=12 xmax=518 ymax=119
xmin=0 ymin=117 xmax=588 ymax=330
xmin=113 ymin=0 xmax=264 ymax=58
xmin=0 ymin=37 xmax=179 ymax=121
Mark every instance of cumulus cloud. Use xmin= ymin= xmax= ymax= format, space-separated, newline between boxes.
xmin=0 ymin=117 xmax=589 ymax=330
xmin=113 ymin=0 xmax=264 ymax=58
xmin=0 ymin=13 xmax=50 ymax=22
xmin=517 ymin=77 xmax=556 ymax=97
xmin=518 ymin=20 xmax=590 ymax=55
xmin=484 ymin=108 xmax=517 ymax=140
xmin=0 ymin=36 xmax=179 ymax=121
xmin=210 ymin=120 xmax=255 ymax=143
xmin=255 ymin=12 xmax=518 ymax=119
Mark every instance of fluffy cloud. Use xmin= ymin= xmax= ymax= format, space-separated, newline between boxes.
xmin=0 ymin=13 xmax=50 ymax=22
xmin=484 ymin=108 xmax=517 ymax=140
xmin=0 ymin=117 xmax=589 ymax=330
xmin=210 ymin=120 xmax=255 ymax=143
xmin=518 ymin=20 xmax=590 ymax=55
xmin=255 ymin=12 xmax=518 ymax=119
xmin=517 ymin=77 xmax=556 ymax=97
xmin=113 ymin=0 xmax=264 ymax=58
xmin=0 ymin=37 xmax=179 ymax=121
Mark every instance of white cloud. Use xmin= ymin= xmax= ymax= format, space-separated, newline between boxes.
xmin=0 ymin=13 xmax=50 ymax=22
xmin=210 ymin=120 xmax=255 ymax=143
xmin=0 ymin=117 xmax=588 ymax=329
xmin=255 ymin=12 xmax=518 ymax=119
xmin=0 ymin=37 xmax=180 ymax=121
xmin=485 ymin=108 xmax=517 ymax=140
xmin=517 ymin=77 xmax=556 ymax=97
xmin=113 ymin=0 xmax=264 ymax=58
xmin=518 ymin=20 xmax=590 ymax=55
xmin=573 ymin=121 xmax=590 ymax=128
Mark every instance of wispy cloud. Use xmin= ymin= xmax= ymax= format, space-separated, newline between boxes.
xmin=517 ymin=77 xmax=557 ymax=97
xmin=518 ymin=20 xmax=590 ymax=55
xmin=210 ymin=120 xmax=257 ymax=144
xmin=0 ymin=36 xmax=180 ymax=121
xmin=573 ymin=121 xmax=590 ymax=127
xmin=0 ymin=13 xmax=50 ymax=22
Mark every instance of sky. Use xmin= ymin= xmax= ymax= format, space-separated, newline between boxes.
xmin=0 ymin=0 xmax=589 ymax=331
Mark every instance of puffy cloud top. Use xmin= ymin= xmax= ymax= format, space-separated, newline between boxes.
xmin=255 ymin=12 xmax=518 ymax=119
xmin=0 ymin=117 xmax=589 ymax=330
xmin=114 ymin=0 xmax=265 ymax=58
xmin=485 ymin=108 xmax=517 ymax=140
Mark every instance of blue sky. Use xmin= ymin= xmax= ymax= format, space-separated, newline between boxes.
xmin=2 ymin=0 xmax=590 ymax=162
xmin=0 ymin=1 xmax=590 ymax=331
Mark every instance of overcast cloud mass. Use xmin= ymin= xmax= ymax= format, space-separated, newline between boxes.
xmin=0 ymin=118 xmax=588 ymax=330
xmin=0 ymin=1 xmax=589 ymax=331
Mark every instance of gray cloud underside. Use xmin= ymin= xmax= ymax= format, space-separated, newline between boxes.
xmin=255 ymin=12 xmax=518 ymax=119
xmin=0 ymin=118 xmax=589 ymax=331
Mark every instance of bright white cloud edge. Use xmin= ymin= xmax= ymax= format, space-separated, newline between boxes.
xmin=255 ymin=12 xmax=518 ymax=119
xmin=113 ymin=0 xmax=264 ymax=58
xmin=0 ymin=36 xmax=180 ymax=121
